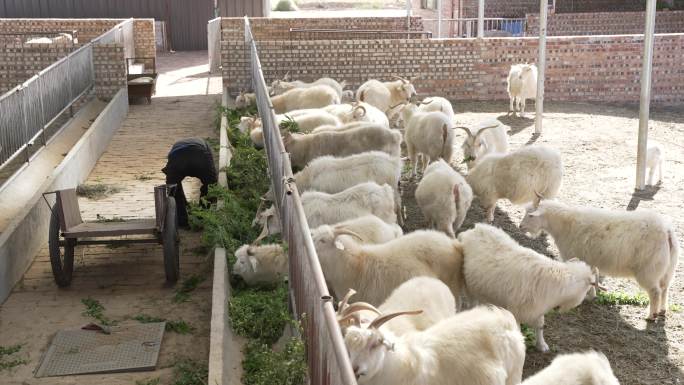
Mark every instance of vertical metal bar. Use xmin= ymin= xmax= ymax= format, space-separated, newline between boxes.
xmin=636 ymin=0 xmax=657 ymax=190
xmin=477 ymin=0 xmax=485 ymax=38
xmin=534 ymin=0 xmax=548 ymax=134
xmin=67 ymin=55 xmax=74 ymax=117
xmin=406 ymin=0 xmax=411 ymax=38
xmin=437 ymin=0 xmax=443 ymax=38
xmin=38 ymin=76 xmax=47 ymax=145
xmin=20 ymin=89 xmax=30 ymax=163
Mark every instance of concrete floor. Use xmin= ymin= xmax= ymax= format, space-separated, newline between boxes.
xmin=0 ymin=51 xmax=222 ymax=384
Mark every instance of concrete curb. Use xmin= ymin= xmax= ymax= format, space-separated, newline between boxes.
xmin=0 ymin=89 xmax=128 ymax=303
xmin=208 ymin=88 xmax=244 ymax=385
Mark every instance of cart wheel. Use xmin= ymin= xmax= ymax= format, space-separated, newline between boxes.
xmin=49 ymin=204 xmax=74 ymax=287
xmin=163 ymin=196 xmax=180 ymax=283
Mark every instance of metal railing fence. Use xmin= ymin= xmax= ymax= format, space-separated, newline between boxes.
xmin=424 ymin=17 xmax=526 ymax=38
xmin=288 ymin=28 xmax=432 ymax=40
xmin=208 ymin=18 xmax=221 ymax=73
xmin=0 ymin=19 xmax=134 ymax=183
xmin=245 ymin=17 xmax=358 ymax=385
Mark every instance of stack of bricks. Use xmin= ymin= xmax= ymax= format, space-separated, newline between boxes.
xmin=0 ymin=44 xmax=73 ymax=94
xmin=133 ymin=19 xmax=157 ymax=69
xmin=223 ymin=33 xmax=684 ymax=106
xmin=527 ymin=11 xmax=684 ymax=36
xmin=92 ymin=44 xmax=126 ymax=100
xmin=221 ymin=17 xmax=424 ymax=42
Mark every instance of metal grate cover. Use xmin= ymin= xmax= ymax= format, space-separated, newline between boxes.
xmin=35 ymin=322 xmax=165 ymax=377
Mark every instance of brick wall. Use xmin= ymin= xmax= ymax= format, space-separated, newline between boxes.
xmin=0 ymin=45 xmax=73 ymax=94
xmin=133 ymin=19 xmax=156 ymax=69
xmin=527 ymin=10 xmax=684 ymax=36
xmin=460 ymin=0 xmax=539 ymax=18
xmin=93 ymin=44 xmax=126 ymax=100
xmin=556 ymin=0 xmax=645 ymax=13
xmin=223 ymin=33 xmax=684 ymax=106
xmin=0 ymin=19 xmax=119 ymax=44
xmin=221 ymin=16 xmax=424 ymax=41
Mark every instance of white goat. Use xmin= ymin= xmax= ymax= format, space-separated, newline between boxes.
xmin=232 ymin=244 xmax=287 ymax=286
xmin=507 ymin=63 xmax=538 ymax=117
xmin=520 ymin=200 xmax=679 ymax=320
xmin=459 ymin=223 xmax=596 ymax=352
xmin=282 ymin=126 xmax=402 ymax=169
xmin=341 ymin=90 xmax=355 ymax=103
xmin=271 ymin=76 xmax=346 ymax=97
xmin=647 ymin=142 xmax=664 ymax=185
xmin=324 ymin=102 xmax=390 ymax=128
xmin=26 ymin=33 xmax=74 ymax=44
xmin=277 ymin=111 xmax=341 ymax=133
xmin=320 ymin=229 xmax=464 ymax=306
xmin=401 ymin=103 xmax=454 ymax=177
xmin=522 ymin=351 xmax=619 ymax=385
xmin=418 ymin=96 xmax=455 ymax=123
xmin=344 ymin=305 xmax=525 ymax=385
xmin=271 ymin=85 xmax=339 ymax=114
xmin=235 ymin=90 xmax=256 ymax=108
xmin=356 ymin=76 xmax=417 ymax=113
xmin=456 ymin=120 xmax=509 ymax=169
xmin=466 ymin=145 xmax=562 ymax=222
xmin=415 ymin=159 xmax=472 ymax=237
xmin=255 ymin=182 xmax=398 ymax=239
xmin=311 ymin=215 xmax=403 ymax=252
xmin=336 ymin=277 xmax=456 ymax=336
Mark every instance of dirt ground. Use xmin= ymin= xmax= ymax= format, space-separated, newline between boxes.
xmin=399 ymin=100 xmax=684 ymax=385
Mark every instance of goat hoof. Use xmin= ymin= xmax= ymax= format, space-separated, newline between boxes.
xmin=658 ymin=310 xmax=667 ymax=317
xmin=646 ymin=314 xmax=659 ymax=322
xmin=536 ymin=342 xmax=550 ymax=353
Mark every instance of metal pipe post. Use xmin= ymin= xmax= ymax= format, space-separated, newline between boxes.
xmin=636 ymin=0 xmax=657 ymax=190
xmin=534 ymin=0 xmax=548 ymax=134
xmin=477 ymin=0 xmax=485 ymax=38
xmin=437 ymin=0 xmax=443 ymax=38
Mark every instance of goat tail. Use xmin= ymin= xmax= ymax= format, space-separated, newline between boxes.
xmin=359 ymin=89 xmax=366 ymax=102
xmin=441 ymin=123 xmax=448 ymax=158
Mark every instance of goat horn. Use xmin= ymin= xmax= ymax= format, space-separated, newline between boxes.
xmin=337 ymin=289 xmax=357 ymax=313
xmin=418 ymin=99 xmax=433 ymax=106
xmin=341 ymin=302 xmax=381 ymax=317
xmin=534 ymin=190 xmax=545 ymax=200
xmin=353 ymin=105 xmax=366 ymax=117
xmin=387 ymin=101 xmax=407 ymax=111
xmin=369 ymin=310 xmax=423 ymax=329
xmin=391 ymin=75 xmax=408 ymax=84
xmin=453 ymin=126 xmax=474 ymax=137
xmin=253 ymin=223 xmax=269 ymax=245
xmin=474 ymin=124 xmax=500 ymax=139
xmin=334 ymin=227 xmax=365 ymax=242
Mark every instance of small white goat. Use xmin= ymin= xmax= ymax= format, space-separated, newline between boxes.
xmin=271 ymin=85 xmax=340 ymax=114
xmin=232 ymin=244 xmax=287 ymax=285
xmin=520 ymin=200 xmax=679 ymax=320
xmin=320 ymin=229 xmax=464 ymax=306
xmin=522 ymin=351 xmax=620 ymax=385
xmin=418 ymin=96 xmax=455 ymax=123
xmin=356 ymin=76 xmax=417 ymax=113
xmin=255 ymin=182 xmax=398 ymax=239
xmin=507 ymin=63 xmax=538 ymax=117
xmin=311 ymin=215 xmax=403 ymax=251
xmin=26 ymin=33 xmax=74 ymax=44
xmin=401 ymin=103 xmax=454 ymax=177
xmin=647 ymin=142 xmax=664 ymax=185
xmin=466 ymin=145 xmax=563 ymax=222
xmin=235 ymin=90 xmax=256 ymax=108
xmin=341 ymin=90 xmax=355 ymax=103
xmin=336 ymin=277 xmax=456 ymax=336
xmin=271 ymin=76 xmax=346 ymax=97
xmin=456 ymin=120 xmax=509 ymax=169
xmin=459 ymin=223 xmax=596 ymax=352
xmin=344 ymin=305 xmax=525 ymax=385
xmin=277 ymin=111 xmax=341 ymax=133
xmin=282 ymin=126 xmax=402 ymax=169
xmin=324 ymin=102 xmax=390 ymax=128
xmin=415 ymin=159 xmax=472 ymax=237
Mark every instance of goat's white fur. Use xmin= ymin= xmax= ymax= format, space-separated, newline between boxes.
xmin=232 ymin=244 xmax=287 ymax=285
xmin=415 ymin=159 xmax=472 ymax=237
xmin=356 ymin=78 xmax=417 ymax=113
xmin=507 ymin=63 xmax=538 ymax=117
xmin=271 ymin=84 xmax=340 ymax=114
xmin=458 ymin=119 xmax=509 ymax=169
xmin=235 ymin=91 xmax=256 ymax=108
xmin=647 ymin=142 xmax=664 ymax=185
xmin=401 ymin=104 xmax=454 ymax=177
xmin=271 ymin=77 xmax=346 ymax=97
xmin=345 ymin=305 xmax=525 ymax=385
xmin=282 ymin=125 xmax=402 ymax=169
xmin=522 ymin=351 xmax=619 ymax=385
xmin=459 ymin=223 xmax=595 ymax=352
xmin=520 ymin=200 xmax=679 ymax=319
xmin=466 ymin=145 xmax=562 ymax=222
xmin=324 ymin=102 xmax=390 ymax=128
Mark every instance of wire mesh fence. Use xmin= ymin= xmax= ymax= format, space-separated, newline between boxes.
xmin=245 ymin=16 xmax=358 ymax=385
xmin=0 ymin=19 xmax=133 ymax=186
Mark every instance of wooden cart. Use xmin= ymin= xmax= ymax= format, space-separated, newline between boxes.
xmin=126 ymin=57 xmax=158 ymax=104
xmin=43 ymin=184 xmax=180 ymax=287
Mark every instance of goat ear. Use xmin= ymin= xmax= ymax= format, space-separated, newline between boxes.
xmin=248 ymin=255 xmax=259 ymax=271
xmin=453 ymin=184 xmax=459 ymax=203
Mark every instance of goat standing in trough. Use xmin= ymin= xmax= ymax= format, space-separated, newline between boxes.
xmin=459 ymin=223 xmax=597 ymax=352
xmin=344 ymin=305 xmax=525 ymax=385
xmin=466 ymin=145 xmax=562 ymax=222
xmin=507 ymin=63 xmax=538 ymax=117
xmin=232 ymin=244 xmax=287 ymax=286
xmin=235 ymin=90 xmax=256 ymax=108
xmin=415 ymin=159 xmax=472 ymax=237
xmin=520 ymin=200 xmax=679 ymax=320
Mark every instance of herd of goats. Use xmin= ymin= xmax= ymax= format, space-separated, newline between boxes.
xmin=229 ymin=63 xmax=676 ymax=384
